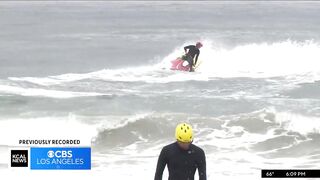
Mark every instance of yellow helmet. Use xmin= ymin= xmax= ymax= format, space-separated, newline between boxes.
xmin=175 ymin=123 xmax=193 ymax=143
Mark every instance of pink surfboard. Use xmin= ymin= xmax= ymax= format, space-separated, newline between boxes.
xmin=170 ymin=58 xmax=190 ymax=71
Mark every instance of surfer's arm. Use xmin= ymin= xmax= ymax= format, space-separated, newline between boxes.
xmin=197 ymin=149 xmax=207 ymax=180
xmin=184 ymin=45 xmax=192 ymax=54
xmin=194 ymin=51 xmax=200 ymax=66
xmin=154 ymin=148 xmax=167 ymax=180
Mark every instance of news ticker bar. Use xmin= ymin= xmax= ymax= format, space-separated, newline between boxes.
xmin=262 ymin=169 xmax=320 ymax=178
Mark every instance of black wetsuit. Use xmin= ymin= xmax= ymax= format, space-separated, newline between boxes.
xmin=154 ymin=142 xmax=206 ymax=180
xmin=184 ymin=45 xmax=200 ymax=71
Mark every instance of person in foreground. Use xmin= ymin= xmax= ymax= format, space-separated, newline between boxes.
xmin=183 ymin=42 xmax=203 ymax=72
xmin=154 ymin=123 xmax=206 ymax=180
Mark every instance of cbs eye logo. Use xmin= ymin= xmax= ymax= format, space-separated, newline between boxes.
xmin=47 ymin=150 xmax=72 ymax=158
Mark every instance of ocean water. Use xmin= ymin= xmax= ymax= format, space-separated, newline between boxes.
xmin=1 ymin=1 xmax=320 ymax=180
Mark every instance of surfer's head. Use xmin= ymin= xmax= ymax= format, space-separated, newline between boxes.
xmin=175 ymin=123 xmax=193 ymax=150
xmin=196 ymin=42 xmax=203 ymax=49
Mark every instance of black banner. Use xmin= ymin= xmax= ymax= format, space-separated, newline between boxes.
xmin=262 ymin=169 xmax=320 ymax=178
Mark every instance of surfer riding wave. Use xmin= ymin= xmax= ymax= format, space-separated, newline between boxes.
xmin=171 ymin=42 xmax=203 ymax=72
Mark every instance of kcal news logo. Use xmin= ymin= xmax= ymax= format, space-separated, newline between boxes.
xmin=11 ymin=150 xmax=28 ymax=167
xmin=30 ymin=147 xmax=91 ymax=170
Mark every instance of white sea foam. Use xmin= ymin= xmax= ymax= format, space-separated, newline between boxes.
xmin=275 ymin=111 xmax=320 ymax=135
xmin=9 ymin=40 xmax=320 ymax=86
xmin=0 ymin=85 xmax=105 ymax=98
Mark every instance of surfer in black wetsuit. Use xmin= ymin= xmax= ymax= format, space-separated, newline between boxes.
xmin=154 ymin=123 xmax=206 ymax=180
xmin=183 ymin=42 xmax=203 ymax=72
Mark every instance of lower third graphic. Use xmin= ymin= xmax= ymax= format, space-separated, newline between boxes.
xmin=30 ymin=147 xmax=91 ymax=170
